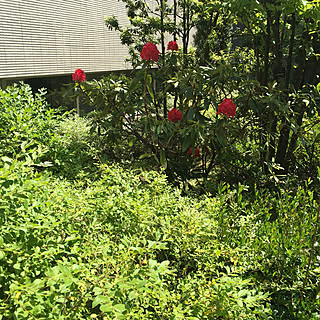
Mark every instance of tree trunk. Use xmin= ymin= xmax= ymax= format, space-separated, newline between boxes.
xmin=286 ymin=103 xmax=306 ymax=170
xmin=160 ymin=0 xmax=167 ymax=116
xmin=272 ymin=10 xmax=289 ymax=170
xmin=285 ymin=13 xmax=296 ymax=89
xmin=182 ymin=1 xmax=187 ymax=55
xmin=262 ymin=3 xmax=271 ymax=86
xmin=173 ymin=0 xmax=177 ymax=41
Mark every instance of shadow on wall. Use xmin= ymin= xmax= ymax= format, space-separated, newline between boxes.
xmin=1 ymin=69 xmax=132 ymax=113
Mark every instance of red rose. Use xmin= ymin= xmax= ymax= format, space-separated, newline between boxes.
xmin=167 ymin=41 xmax=178 ymax=51
xmin=140 ymin=42 xmax=160 ymax=62
xmin=72 ymin=68 xmax=86 ymax=82
xmin=216 ymin=98 xmax=236 ymax=118
xmin=167 ymin=108 xmax=182 ymax=123
xmin=187 ymin=147 xmax=200 ymax=158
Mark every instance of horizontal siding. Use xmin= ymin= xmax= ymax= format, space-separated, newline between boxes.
xmin=0 ymin=0 xmax=131 ymax=79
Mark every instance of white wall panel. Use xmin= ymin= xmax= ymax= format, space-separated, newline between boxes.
xmin=0 ymin=0 xmax=131 ymax=79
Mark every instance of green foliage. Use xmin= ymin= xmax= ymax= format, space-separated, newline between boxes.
xmin=1 ymin=3 xmax=320 ymax=318
xmin=50 ymin=114 xmax=103 ymax=179
xmin=105 ymin=0 xmax=200 ymax=62
xmin=86 ymin=0 xmax=320 ymax=190
xmin=0 ymin=83 xmax=59 ymax=164
xmin=0 ymin=159 xmax=273 ymax=319
xmin=79 ymin=51 xmax=243 ymax=185
xmin=0 ymin=86 xmax=319 ymax=318
xmin=0 ymin=83 xmax=104 ymax=180
xmin=192 ymin=0 xmax=320 ymax=185
xmin=1 ymin=154 xmax=320 ymax=318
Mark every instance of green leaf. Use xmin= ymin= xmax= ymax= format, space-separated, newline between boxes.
xmin=211 ymin=96 xmax=219 ymax=111
xmin=160 ymin=149 xmax=167 ymax=169
xmin=313 ymin=267 xmax=320 ymax=274
xmin=149 ymin=259 xmax=158 ymax=269
xmin=1 ymin=156 xmax=12 ymax=163
xmin=314 ymin=132 xmax=320 ymax=143
xmin=157 ymin=123 xmax=163 ymax=135
xmin=100 ymin=304 xmax=113 ymax=312
xmin=317 ymin=82 xmax=320 ymax=93
xmin=187 ymin=109 xmax=195 ymax=121
xmin=216 ymin=125 xmax=227 ymax=146
xmin=134 ymin=279 xmax=148 ymax=289
xmin=113 ymin=304 xmax=126 ymax=313
xmin=128 ymin=70 xmax=144 ymax=92
xmin=139 ymin=153 xmax=153 ymax=160
xmin=204 ymin=97 xmax=210 ymax=110
xmin=182 ymin=137 xmax=191 ymax=152
xmin=146 ymin=74 xmax=154 ymax=101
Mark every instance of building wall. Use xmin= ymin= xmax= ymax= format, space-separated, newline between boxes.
xmin=0 ymin=0 xmax=131 ymax=80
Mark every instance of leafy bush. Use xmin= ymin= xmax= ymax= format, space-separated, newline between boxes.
xmin=0 ymin=83 xmax=59 ymax=165
xmin=50 ymin=114 xmax=102 ymax=179
xmin=77 ymin=50 xmax=242 ymax=188
xmin=1 ymin=151 xmax=319 ymax=318
xmin=0 ymin=83 xmax=104 ymax=179
xmin=0 ymin=158 xmax=275 ymax=319
xmin=100 ymin=0 xmax=320 ymax=193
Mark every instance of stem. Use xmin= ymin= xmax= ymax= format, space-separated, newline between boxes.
xmin=262 ymin=9 xmax=271 ymax=86
xmin=144 ymin=65 xmax=149 ymax=117
xmin=76 ymin=96 xmax=80 ymax=115
xmin=173 ymin=0 xmax=177 ymax=41
xmin=182 ymin=0 xmax=187 ymax=55
xmin=160 ymin=0 xmax=167 ymax=115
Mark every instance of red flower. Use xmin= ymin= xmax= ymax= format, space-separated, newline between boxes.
xmin=167 ymin=108 xmax=182 ymax=123
xmin=140 ymin=42 xmax=160 ymax=62
xmin=72 ymin=69 xmax=86 ymax=82
xmin=167 ymin=41 xmax=178 ymax=51
xmin=216 ymin=98 xmax=236 ymax=118
xmin=187 ymin=147 xmax=200 ymax=158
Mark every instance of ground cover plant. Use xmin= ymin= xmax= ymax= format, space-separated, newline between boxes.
xmin=0 ymin=148 xmax=319 ymax=319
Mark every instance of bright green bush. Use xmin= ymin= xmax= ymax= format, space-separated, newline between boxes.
xmin=0 ymin=158 xmax=275 ymax=319
xmin=0 ymin=83 xmax=104 ymax=179
xmin=50 ymin=114 xmax=103 ymax=179
xmin=1 ymin=149 xmax=319 ymax=319
xmin=0 ymin=83 xmax=59 ymax=163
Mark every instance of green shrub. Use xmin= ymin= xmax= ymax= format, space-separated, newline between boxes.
xmin=50 ymin=114 xmax=102 ymax=179
xmin=0 ymin=160 xmax=273 ymax=319
xmin=0 ymin=82 xmax=318 ymax=319
xmin=0 ymin=83 xmax=105 ymax=179
xmin=0 ymin=83 xmax=60 ymax=164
